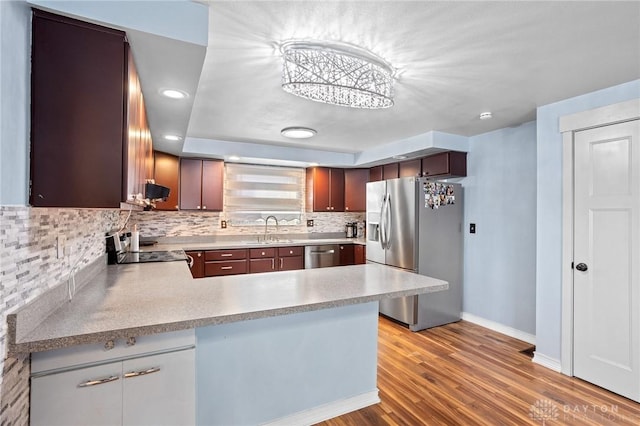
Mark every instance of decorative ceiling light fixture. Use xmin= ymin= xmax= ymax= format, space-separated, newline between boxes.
xmin=281 ymin=41 xmax=394 ymax=109
xmin=281 ymin=127 xmax=317 ymax=139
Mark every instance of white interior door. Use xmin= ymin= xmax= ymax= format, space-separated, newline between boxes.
xmin=573 ymin=119 xmax=640 ymax=402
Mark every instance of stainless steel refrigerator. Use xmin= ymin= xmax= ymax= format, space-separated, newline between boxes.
xmin=366 ymin=177 xmax=463 ymax=331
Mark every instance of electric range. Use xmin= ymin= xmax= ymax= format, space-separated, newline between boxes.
xmin=117 ymin=250 xmax=189 ymax=264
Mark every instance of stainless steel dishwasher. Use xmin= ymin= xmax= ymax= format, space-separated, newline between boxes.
xmin=304 ymin=244 xmax=340 ymax=268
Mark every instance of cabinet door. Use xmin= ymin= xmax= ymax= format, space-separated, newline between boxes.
xmin=201 ymin=159 xmax=224 ymax=211
xmin=250 ymin=258 xmax=276 ymax=273
xmin=179 ymin=158 xmax=203 ymax=210
xmin=344 ymin=169 xmax=368 ymax=212
xmin=307 ymin=167 xmax=331 ymax=211
xmin=186 ymin=251 xmax=204 ymax=279
xmin=31 ymin=362 xmax=122 ymax=426
xmin=339 ymin=244 xmax=355 ymax=266
xmin=122 ymin=349 xmax=195 ymax=426
xmin=369 ymin=166 xmax=383 ymax=182
xmin=279 ymin=256 xmax=304 ymax=271
xmin=354 ymin=245 xmax=366 ymax=265
xmin=30 ymin=11 xmax=126 ymax=208
xmin=154 ymin=151 xmax=180 ymax=210
xmin=329 ymin=168 xmax=345 ymax=211
xmin=383 ymin=163 xmax=399 ymax=180
xmin=399 ymin=159 xmax=421 ymax=178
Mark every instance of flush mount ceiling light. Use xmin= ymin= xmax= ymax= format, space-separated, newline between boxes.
xmin=281 ymin=41 xmax=394 ymax=109
xmin=160 ymin=88 xmax=189 ymax=99
xmin=281 ymin=127 xmax=317 ymax=139
xmin=479 ymin=111 xmax=493 ymax=120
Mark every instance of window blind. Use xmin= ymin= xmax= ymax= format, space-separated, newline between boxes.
xmin=224 ymin=163 xmax=305 ymax=225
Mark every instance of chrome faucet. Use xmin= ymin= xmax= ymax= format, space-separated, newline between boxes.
xmin=264 ymin=215 xmax=279 ymax=241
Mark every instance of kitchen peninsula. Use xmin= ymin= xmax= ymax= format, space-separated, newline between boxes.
xmin=8 ymin=258 xmax=447 ymax=425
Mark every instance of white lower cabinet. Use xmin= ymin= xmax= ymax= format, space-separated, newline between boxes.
xmin=30 ymin=330 xmax=195 ymax=426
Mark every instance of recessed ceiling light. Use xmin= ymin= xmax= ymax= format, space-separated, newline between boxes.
xmin=228 ymin=155 xmax=241 ymax=161
xmin=479 ymin=112 xmax=493 ymax=120
xmin=160 ymin=89 xmax=189 ymax=99
xmin=281 ymin=127 xmax=317 ymax=139
xmin=309 ymin=162 xmax=319 ymax=167
xmin=392 ymin=155 xmax=408 ymax=160
xmin=164 ymin=134 xmax=182 ymax=141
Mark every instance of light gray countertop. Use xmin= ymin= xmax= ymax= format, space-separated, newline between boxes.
xmin=8 ymin=260 xmax=447 ymax=355
xmin=149 ymin=237 xmax=366 ymax=252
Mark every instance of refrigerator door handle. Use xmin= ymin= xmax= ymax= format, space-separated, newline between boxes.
xmin=384 ymin=193 xmax=392 ymax=249
xmin=379 ymin=194 xmax=387 ymax=249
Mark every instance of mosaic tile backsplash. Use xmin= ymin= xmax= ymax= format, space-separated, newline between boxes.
xmin=129 ymin=210 xmax=365 ymax=238
xmin=0 ymin=206 xmax=122 ymax=424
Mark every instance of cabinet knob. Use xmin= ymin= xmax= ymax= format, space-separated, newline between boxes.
xmin=346 ymin=207 xmax=349 ymax=210
xmin=202 ymin=206 xmax=207 ymax=210
xmin=289 ymin=250 xmax=293 ymax=254
xmin=326 ymin=207 xmax=330 ymax=210
xmin=262 ymin=251 xmax=266 ymax=255
xmin=197 ymin=206 xmax=201 ymax=209
xmin=330 ymin=207 xmax=334 ymax=210
xmin=197 ymin=253 xmax=202 ymax=257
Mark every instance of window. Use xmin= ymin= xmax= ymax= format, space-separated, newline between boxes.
xmin=224 ymin=163 xmax=304 ymax=225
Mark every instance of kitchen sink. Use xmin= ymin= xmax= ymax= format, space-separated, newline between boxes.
xmin=242 ymin=239 xmax=295 ymax=245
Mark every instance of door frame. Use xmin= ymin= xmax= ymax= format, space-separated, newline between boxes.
xmin=559 ymin=98 xmax=640 ymax=375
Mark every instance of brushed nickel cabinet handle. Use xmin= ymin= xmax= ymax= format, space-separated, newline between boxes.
xmin=280 ymin=258 xmax=283 ymax=269
xmin=221 ymin=266 xmax=233 ymax=270
xmin=78 ymin=375 xmax=119 ymax=388
xmin=220 ymin=253 xmax=233 ymax=257
xmin=124 ymin=367 xmax=160 ymax=379
xmin=271 ymin=259 xmax=275 ymax=270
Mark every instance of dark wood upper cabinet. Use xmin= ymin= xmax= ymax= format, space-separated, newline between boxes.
xmin=179 ymin=158 xmax=223 ymax=211
xmin=30 ymin=10 xmax=128 ymax=207
xmin=153 ymin=151 xmax=179 ymax=210
xmin=306 ymin=167 xmax=344 ymax=212
xmin=383 ymin=163 xmax=399 ymax=180
xmin=369 ymin=166 xmax=383 ymax=182
xmin=399 ymin=159 xmax=422 ymax=178
xmin=344 ymin=169 xmax=368 ymax=212
xmin=422 ymin=151 xmax=467 ymax=178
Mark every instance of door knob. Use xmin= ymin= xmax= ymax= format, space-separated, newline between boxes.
xmin=576 ymin=263 xmax=588 ymax=272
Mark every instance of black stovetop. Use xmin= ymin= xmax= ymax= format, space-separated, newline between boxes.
xmin=117 ymin=250 xmax=189 ymax=264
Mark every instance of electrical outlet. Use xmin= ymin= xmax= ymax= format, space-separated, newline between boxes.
xmin=221 ymin=220 xmax=227 ymax=229
xmin=307 ymin=219 xmax=314 ymax=227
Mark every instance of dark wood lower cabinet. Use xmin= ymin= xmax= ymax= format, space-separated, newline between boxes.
xmin=339 ymin=245 xmax=355 ymax=266
xmin=354 ymin=245 xmax=366 ymax=265
xmin=205 ymin=260 xmax=248 ymax=276
xmin=186 ymin=251 xmax=204 ymax=279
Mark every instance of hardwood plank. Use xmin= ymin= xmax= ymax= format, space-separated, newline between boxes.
xmin=317 ymin=318 xmax=640 ymax=425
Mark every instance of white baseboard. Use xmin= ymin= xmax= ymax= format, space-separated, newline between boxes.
xmin=532 ymin=352 xmax=562 ymax=372
xmin=262 ymin=390 xmax=380 ymax=426
xmin=461 ymin=312 xmax=536 ymax=344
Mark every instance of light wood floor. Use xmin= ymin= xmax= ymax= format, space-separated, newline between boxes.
xmin=318 ymin=317 xmax=640 ymax=425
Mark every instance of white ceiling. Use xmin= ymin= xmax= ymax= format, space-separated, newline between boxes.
xmin=34 ymin=1 xmax=640 ymax=164
xmin=178 ymin=0 xmax=640 ymax=159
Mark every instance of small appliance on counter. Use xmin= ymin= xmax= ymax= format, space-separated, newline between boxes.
xmin=345 ymin=222 xmax=358 ymax=238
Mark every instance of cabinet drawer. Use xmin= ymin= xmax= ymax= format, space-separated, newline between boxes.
xmin=249 ymin=248 xmax=276 ymax=258
xmin=205 ymin=249 xmax=247 ymax=261
xmin=278 ymin=246 xmax=303 ymax=257
xmin=205 ymin=260 xmax=247 ymax=276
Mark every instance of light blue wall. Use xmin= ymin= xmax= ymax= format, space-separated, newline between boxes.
xmin=462 ymin=121 xmax=537 ymax=335
xmin=0 ymin=0 xmax=30 ymax=205
xmin=535 ymin=80 xmax=640 ymax=362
